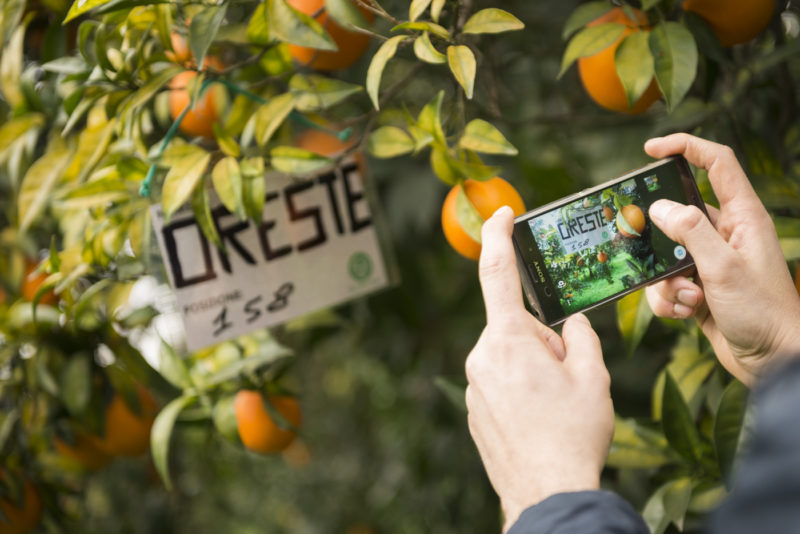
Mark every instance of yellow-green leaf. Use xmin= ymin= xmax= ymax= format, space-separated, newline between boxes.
xmin=616 ymin=289 xmax=653 ymax=356
xmin=558 ymin=23 xmax=625 ymax=78
xmin=413 ymin=32 xmax=446 ymax=64
xmin=456 ymin=185 xmax=483 ymax=243
xmin=367 ymin=126 xmax=415 ymax=158
xmin=447 ymin=45 xmax=476 ymax=99
xmin=366 ymin=35 xmax=406 ymax=110
xmin=254 ymin=92 xmax=296 ymax=147
xmin=0 ymin=19 xmax=25 ymax=108
xmin=458 ymin=119 xmax=518 ymax=155
xmin=0 ymin=113 xmax=44 ymax=157
xmin=615 ymin=30 xmax=655 ymax=107
xmin=151 ymin=395 xmax=197 ymax=491
xmin=19 ymin=142 xmax=73 ymax=232
xmin=161 ymin=146 xmax=211 ymax=220
xmin=212 ymin=156 xmax=245 ymax=219
xmin=327 ymin=0 xmax=368 ymax=28
xmin=392 ymin=21 xmax=450 ymax=40
xmin=409 ymin=0 xmax=432 ymax=22
xmin=462 ymin=8 xmax=524 ymax=35
xmin=268 ymin=0 xmax=337 ymax=51
xmin=562 ymin=1 xmax=613 ymax=40
xmin=65 ymin=0 xmax=113 ymax=22
xmin=192 ymin=184 xmax=224 ymax=252
xmin=270 ymin=146 xmax=332 ymax=175
xmin=213 ymin=123 xmax=241 ymax=158
xmin=289 ymin=74 xmax=362 ymax=112
xmin=241 ymin=157 xmax=266 ymax=223
xmin=650 ymin=21 xmax=698 ymax=111
xmin=607 ymin=417 xmax=673 ymax=469
xmin=417 ymin=90 xmax=446 ymax=144
xmin=430 ymin=0 xmax=445 ymax=22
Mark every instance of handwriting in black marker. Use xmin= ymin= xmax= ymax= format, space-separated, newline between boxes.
xmin=244 ymin=295 xmax=263 ymax=323
xmin=212 ymin=306 xmax=233 ymax=336
xmin=267 ymin=282 xmax=294 ymax=312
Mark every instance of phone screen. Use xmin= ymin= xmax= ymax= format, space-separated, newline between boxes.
xmin=513 ymin=157 xmax=702 ymax=324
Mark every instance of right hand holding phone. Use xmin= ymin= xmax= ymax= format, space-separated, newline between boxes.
xmin=644 ymin=134 xmax=800 ymax=387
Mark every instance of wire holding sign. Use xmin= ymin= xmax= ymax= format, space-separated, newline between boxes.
xmin=150 ymin=160 xmax=394 ymax=351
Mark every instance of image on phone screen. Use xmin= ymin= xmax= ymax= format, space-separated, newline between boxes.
xmin=514 ymin=157 xmax=700 ymax=323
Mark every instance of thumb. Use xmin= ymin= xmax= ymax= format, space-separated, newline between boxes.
xmin=649 ymin=200 xmax=731 ymax=277
xmin=562 ymin=314 xmax=605 ymax=380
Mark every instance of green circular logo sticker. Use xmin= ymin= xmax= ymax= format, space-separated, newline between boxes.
xmin=348 ymin=252 xmax=373 ymax=282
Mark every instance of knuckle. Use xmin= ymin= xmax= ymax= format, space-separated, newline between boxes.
xmin=478 ymin=253 xmax=505 ymax=281
xmin=675 ymin=205 xmax=707 ymax=234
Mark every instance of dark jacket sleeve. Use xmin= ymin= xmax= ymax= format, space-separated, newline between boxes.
xmin=506 ymin=490 xmax=649 ymax=534
xmin=707 ymin=357 xmax=800 ymax=534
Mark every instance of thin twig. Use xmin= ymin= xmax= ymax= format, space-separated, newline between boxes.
xmin=354 ymin=0 xmax=400 ymax=25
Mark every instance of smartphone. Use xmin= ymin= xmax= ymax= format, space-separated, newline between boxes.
xmin=512 ymin=155 xmax=707 ymax=326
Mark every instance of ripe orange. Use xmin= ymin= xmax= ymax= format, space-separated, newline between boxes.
xmin=166 ymin=32 xmax=191 ymax=65
xmin=603 ymin=205 xmax=614 ymax=222
xmin=21 ymin=260 xmax=56 ymax=306
xmin=616 ymin=204 xmax=646 ymax=238
xmin=441 ymin=177 xmax=526 ymax=260
xmin=94 ymin=386 xmax=158 ymax=457
xmin=578 ymin=7 xmax=661 ymax=114
xmin=683 ymin=0 xmax=774 ymax=47
xmin=0 ymin=477 xmax=42 ymax=534
xmin=168 ymin=58 xmax=226 ymax=139
xmin=287 ymin=0 xmax=374 ymax=71
xmin=234 ymin=391 xmax=301 ymax=454
xmin=597 ymin=251 xmax=609 ymax=263
xmin=295 ymin=128 xmax=356 ymax=157
xmin=54 ymin=432 xmax=112 ymax=471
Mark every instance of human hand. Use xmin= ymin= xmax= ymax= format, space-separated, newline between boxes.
xmin=644 ymin=134 xmax=800 ymax=387
xmin=465 ymin=206 xmax=614 ymax=531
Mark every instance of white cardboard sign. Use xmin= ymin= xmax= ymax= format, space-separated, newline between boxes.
xmin=150 ymin=159 xmax=390 ymax=351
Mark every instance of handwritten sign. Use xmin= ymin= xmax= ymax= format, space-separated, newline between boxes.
xmin=151 ymin=159 xmax=391 ymax=351
xmin=533 ymin=207 xmax=613 ymax=256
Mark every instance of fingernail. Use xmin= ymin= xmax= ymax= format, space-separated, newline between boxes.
xmin=571 ymin=313 xmax=590 ymax=326
xmin=644 ymin=137 xmax=663 ymax=147
xmin=648 ymin=199 xmax=679 ymax=224
xmin=673 ymin=302 xmax=694 ymax=318
xmin=493 ymin=205 xmax=513 ymax=218
xmin=677 ymin=289 xmax=698 ymax=307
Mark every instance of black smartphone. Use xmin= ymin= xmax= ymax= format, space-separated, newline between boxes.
xmin=512 ymin=155 xmax=706 ymax=326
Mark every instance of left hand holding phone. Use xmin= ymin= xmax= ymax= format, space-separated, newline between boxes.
xmin=465 ymin=206 xmax=615 ymax=531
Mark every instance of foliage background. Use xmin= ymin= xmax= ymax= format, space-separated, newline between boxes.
xmin=1 ymin=0 xmax=799 ymax=533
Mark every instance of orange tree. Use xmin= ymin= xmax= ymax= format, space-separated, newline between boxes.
xmin=0 ymin=0 xmax=799 ymax=531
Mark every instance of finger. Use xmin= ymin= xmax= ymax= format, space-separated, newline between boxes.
xmin=479 ymin=205 xmax=526 ymax=324
xmin=561 ymin=314 xmax=606 ymax=381
xmin=650 ymin=275 xmax=703 ymax=307
xmin=644 ymin=134 xmax=759 ymax=208
xmin=649 ymin=200 xmax=734 ymax=281
xmin=645 ymin=284 xmax=700 ymax=319
xmin=705 ymin=203 xmax=720 ymax=226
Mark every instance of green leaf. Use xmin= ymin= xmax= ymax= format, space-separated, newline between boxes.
xmin=19 ymin=142 xmax=73 ymax=232
xmin=158 ymin=341 xmax=193 ymax=390
xmin=607 ymin=417 xmax=673 ymax=469
xmin=433 ymin=376 xmax=466 ymax=413
xmin=367 ymin=126 xmax=415 ymax=158
xmin=65 ymin=0 xmax=113 ymax=22
xmin=327 ymin=0 xmax=368 ymax=29
xmin=683 ymin=10 xmax=726 ymax=64
xmin=213 ymin=123 xmax=241 ymax=158
xmin=413 ymin=32 xmax=446 ymax=64
xmin=447 ymin=45 xmax=476 ymax=99
xmin=254 ymin=92 xmax=296 ymax=147
xmin=241 ymin=157 xmax=266 ymax=223
xmin=430 ymin=0 xmax=445 ymax=22
xmin=57 ymin=177 xmax=131 ymax=210
xmin=289 ymin=74 xmax=362 ymax=111
xmin=0 ymin=18 xmax=25 ymax=108
xmin=714 ymin=379 xmax=748 ymax=484
xmin=192 ymin=184 xmax=224 ymax=252
xmin=151 ymin=395 xmax=197 ymax=491
xmin=558 ymin=23 xmax=625 ymax=78
xmin=650 ymin=21 xmax=698 ymax=111
xmin=392 ymin=21 xmax=450 ymax=40
xmin=458 ymin=119 xmax=518 ymax=155
xmin=60 ymin=352 xmax=92 ymax=417
xmin=456 ymin=186 xmax=484 ymax=243
xmin=662 ymin=371 xmax=704 ymax=464
xmin=562 ymin=1 xmax=614 ymax=39
xmin=430 ymin=146 xmax=459 ymax=185
xmin=246 ymin=2 xmax=271 ymax=45
xmin=268 ymin=0 xmax=337 ymax=51
xmin=161 ymin=146 xmax=211 ymax=221
xmin=212 ymin=395 xmax=241 ymax=443
xmin=128 ymin=65 xmax=184 ymax=111
xmin=212 ymin=157 xmax=245 ymax=219
xmin=615 ymin=31 xmax=655 ymax=107
xmin=366 ymin=35 xmax=406 ymax=110
xmin=616 ymin=289 xmax=653 ymax=357
xmin=462 ymin=8 xmax=524 ymax=35
xmin=643 ymin=477 xmax=695 ymax=534
xmin=417 ymin=90 xmax=446 ymax=144
xmin=189 ymin=4 xmax=228 ymax=68
xmin=0 ymin=114 xmax=44 ymax=155
xmin=270 ymin=146 xmax=332 ymax=175
xmin=407 ymin=124 xmax=434 ymax=153
xmin=409 ymin=0 xmax=432 ymax=22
